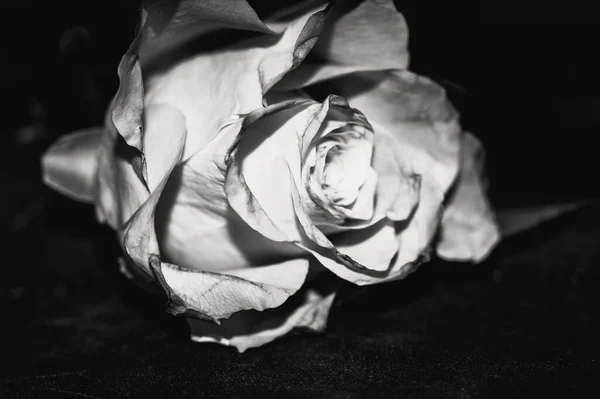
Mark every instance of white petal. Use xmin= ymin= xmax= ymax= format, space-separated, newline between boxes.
xmin=188 ymin=290 xmax=335 ymax=353
xmin=144 ymin=3 xmax=329 ymax=162
xmin=154 ymin=258 xmax=310 ymax=321
xmin=42 ymin=128 xmax=103 ymax=203
xmin=276 ymin=0 xmax=409 ymax=89
xmin=156 ymin=121 xmax=306 ymax=272
xmin=331 ymin=218 xmax=398 ymax=273
xmin=226 ymin=100 xmax=325 ymax=243
xmin=437 ymin=133 xmax=501 ymax=262
xmin=187 ymin=272 xmax=339 ymax=352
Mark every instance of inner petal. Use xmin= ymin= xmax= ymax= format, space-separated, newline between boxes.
xmin=305 ymin=122 xmax=375 ymax=223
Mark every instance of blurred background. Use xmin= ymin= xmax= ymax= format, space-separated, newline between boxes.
xmin=1 ymin=1 xmax=599 ymax=396
xmin=2 ymin=1 xmax=599 ymax=206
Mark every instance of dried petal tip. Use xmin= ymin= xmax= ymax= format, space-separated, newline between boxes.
xmin=188 ymin=288 xmax=336 ymax=352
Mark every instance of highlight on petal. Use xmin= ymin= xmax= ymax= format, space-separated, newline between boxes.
xmin=102 ymin=103 xmax=188 ymax=231
xmin=276 ymin=0 xmax=409 ymax=90
xmin=437 ymin=133 xmax=501 ymax=262
xmin=142 ymin=104 xmax=188 ymax=192
xmin=330 ymin=219 xmax=398 ymax=273
xmin=187 ymin=270 xmax=340 ymax=352
xmin=41 ymin=127 xmax=103 ymax=203
xmin=94 ymin=122 xmax=149 ymax=230
xmin=370 ymin=128 xmax=421 ymax=222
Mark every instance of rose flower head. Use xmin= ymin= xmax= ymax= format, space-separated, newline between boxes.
xmin=42 ymin=0 xmax=500 ymax=352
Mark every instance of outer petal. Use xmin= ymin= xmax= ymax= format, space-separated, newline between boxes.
xmin=41 ymin=127 xmax=103 ymax=203
xmin=120 ymin=106 xmax=187 ymax=278
xmin=94 ymin=119 xmax=147 ymax=230
xmin=144 ymin=3 xmax=329 ymax=162
xmin=119 ymin=103 xmax=311 ymax=321
xmin=155 ymin=106 xmax=307 ymax=273
xmin=150 ymin=258 xmax=310 ymax=322
xmin=188 ymin=272 xmax=339 ymax=352
xmin=138 ymin=0 xmax=274 ymax=66
xmin=437 ymin=133 xmax=501 ymax=262
xmin=276 ymin=0 xmax=409 ymax=90
xmin=112 ymin=0 xmax=276 ymax=153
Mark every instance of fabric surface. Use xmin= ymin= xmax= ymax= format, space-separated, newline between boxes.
xmin=1 ymin=190 xmax=599 ymax=397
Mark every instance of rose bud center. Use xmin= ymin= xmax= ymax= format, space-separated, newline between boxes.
xmin=303 ymin=109 xmax=377 ymax=226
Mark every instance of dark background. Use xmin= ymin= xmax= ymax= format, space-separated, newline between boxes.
xmin=1 ymin=1 xmax=599 ymax=397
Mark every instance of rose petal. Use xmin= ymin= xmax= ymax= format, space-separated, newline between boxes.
xmin=227 ymin=97 xmax=406 ymax=284
xmin=104 ymin=104 xmax=189 ymax=230
xmin=321 ymin=70 xmax=463 ymax=280
xmin=151 ymin=257 xmax=310 ymax=321
xmin=226 ymin=99 xmax=326 ymax=244
xmin=144 ymin=3 xmax=329 ymax=162
xmin=41 ymin=127 xmax=103 ymax=203
xmin=111 ymin=32 xmax=144 ymax=154
xmin=94 ymin=121 xmax=148 ymax=230
xmin=107 ymin=1 xmax=329 ymax=200
xmin=138 ymin=0 xmax=274 ymax=66
xmin=276 ymin=0 xmax=409 ymax=90
xmin=371 ymin=128 xmax=421 ymax=222
xmin=312 ymin=127 xmax=421 ymax=234
xmin=330 ymin=218 xmax=398 ymax=272
xmin=121 ymin=106 xmax=311 ymax=321
xmin=437 ymin=133 xmax=501 ymax=262
xmin=320 ymin=70 xmax=461 ymax=185
xmin=94 ymin=121 xmax=120 ymax=228
xmin=155 ymin=114 xmax=307 ymax=273
xmin=191 ymin=291 xmax=336 ymax=353
xmin=187 ymin=271 xmax=339 ymax=352
xmin=121 ymin=107 xmax=187 ymax=277
xmin=143 ymin=104 xmax=188 ymax=192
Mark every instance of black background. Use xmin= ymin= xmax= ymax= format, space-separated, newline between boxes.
xmin=1 ymin=1 xmax=600 ymax=397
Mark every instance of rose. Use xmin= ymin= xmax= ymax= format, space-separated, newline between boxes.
xmin=42 ymin=0 xmax=499 ymax=351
